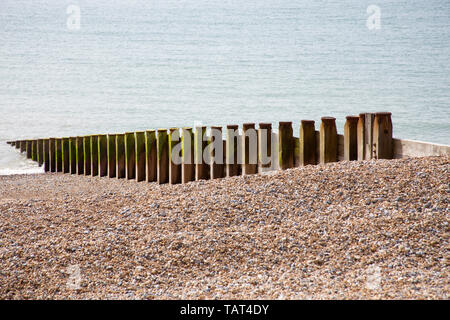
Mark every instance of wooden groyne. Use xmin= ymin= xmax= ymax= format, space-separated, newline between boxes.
xmin=6 ymin=112 xmax=450 ymax=182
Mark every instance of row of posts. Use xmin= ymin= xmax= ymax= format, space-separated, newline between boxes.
xmin=6 ymin=112 xmax=392 ymax=184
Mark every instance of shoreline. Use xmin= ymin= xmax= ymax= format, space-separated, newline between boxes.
xmin=0 ymin=156 xmax=448 ymax=299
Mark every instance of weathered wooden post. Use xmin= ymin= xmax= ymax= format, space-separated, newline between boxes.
xmin=125 ymin=132 xmax=136 ymax=180
xmin=76 ymin=137 xmax=84 ymax=175
xmin=357 ymin=113 xmax=375 ymax=160
xmin=373 ymin=112 xmax=393 ymax=159
xmin=83 ymin=136 xmax=91 ymax=175
xmin=15 ymin=141 xmax=20 ymax=149
xmin=116 ymin=134 xmax=126 ymax=179
xmin=31 ymin=140 xmax=37 ymax=162
xmin=107 ymin=134 xmax=116 ymax=178
xmin=299 ymin=120 xmax=316 ymax=165
xmin=49 ymin=138 xmax=56 ymax=172
xmin=344 ymin=116 xmax=359 ymax=161
xmin=194 ymin=126 xmax=209 ymax=180
xmin=242 ymin=123 xmax=258 ymax=175
xmin=210 ymin=126 xmax=224 ymax=179
xmin=157 ymin=129 xmax=169 ymax=184
xmin=320 ymin=117 xmax=338 ymax=164
xmin=168 ymin=128 xmax=181 ymax=184
xmin=90 ymin=135 xmax=99 ymax=176
xmin=26 ymin=140 xmax=32 ymax=159
xmin=145 ymin=130 xmax=157 ymax=182
xmin=43 ymin=139 xmax=50 ymax=172
xmin=226 ymin=125 xmax=240 ymax=177
xmin=278 ymin=122 xmax=294 ymax=170
xmin=61 ymin=138 xmax=70 ymax=173
xmin=55 ymin=138 xmax=63 ymax=172
xmin=98 ymin=134 xmax=108 ymax=177
xmin=181 ymin=128 xmax=195 ymax=183
xmin=37 ymin=139 xmax=44 ymax=166
xmin=20 ymin=140 xmax=26 ymax=153
xmin=69 ymin=137 xmax=77 ymax=174
xmin=135 ymin=131 xmax=146 ymax=182
xmin=258 ymin=123 xmax=272 ymax=172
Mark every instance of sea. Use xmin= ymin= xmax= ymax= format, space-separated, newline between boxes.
xmin=1 ymin=0 xmax=449 ymax=174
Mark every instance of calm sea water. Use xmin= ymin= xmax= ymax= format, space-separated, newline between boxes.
xmin=1 ymin=0 xmax=449 ymax=174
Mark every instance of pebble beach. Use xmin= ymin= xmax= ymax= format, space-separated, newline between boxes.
xmin=0 ymin=156 xmax=448 ymax=300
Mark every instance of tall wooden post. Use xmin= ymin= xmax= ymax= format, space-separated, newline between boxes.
xmin=168 ymin=128 xmax=182 ymax=184
xmin=135 ymin=131 xmax=146 ymax=182
xmin=83 ymin=136 xmax=91 ymax=175
xmin=98 ymin=134 xmax=108 ymax=177
xmin=49 ymin=138 xmax=56 ymax=172
xmin=194 ymin=126 xmax=209 ymax=180
xmin=373 ymin=112 xmax=393 ymax=159
xmin=125 ymin=132 xmax=136 ymax=180
xmin=55 ymin=138 xmax=63 ymax=172
xmin=258 ymin=123 xmax=272 ymax=172
xmin=76 ymin=137 xmax=84 ymax=175
xmin=358 ymin=113 xmax=375 ymax=160
xmin=242 ymin=123 xmax=258 ymax=175
xmin=320 ymin=117 xmax=338 ymax=164
xmin=278 ymin=122 xmax=294 ymax=170
xmin=181 ymin=128 xmax=195 ymax=183
xmin=20 ymin=140 xmax=26 ymax=153
xmin=37 ymin=139 xmax=44 ymax=166
xmin=43 ymin=139 xmax=50 ymax=172
xmin=157 ymin=129 xmax=169 ymax=184
xmin=26 ymin=140 xmax=32 ymax=159
xmin=299 ymin=120 xmax=316 ymax=165
xmin=62 ymin=137 xmax=70 ymax=173
xmin=116 ymin=134 xmax=126 ymax=179
xmin=344 ymin=116 xmax=359 ymax=161
xmin=145 ymin=130 xmax=157 ymax=182
xmin=210 ymin=126 xmax=224 ymax=179
xmin=31 ymin=140 xmax=37 ymax=162
xmin=226 ymin=125 xmax=240 ymax=177
xmin=68 ymin=137 xmax=77 ymax=174
xmin=107 ymin=134 xmax=116 ymax=178
xmin=90 ymin=135 xmax=99 ymax=176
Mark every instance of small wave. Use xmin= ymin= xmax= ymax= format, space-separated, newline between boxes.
xmin=0 ymin=167 xmax=45 ymax=176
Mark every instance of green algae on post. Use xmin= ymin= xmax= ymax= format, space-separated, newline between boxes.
xmin=116 ymin=134 xmax=126 ymax=179
xmin=83 ymin=136 xmax=91 ymax=175
xmin=135 ymin=131 xmax=146 ymax=182
xmin=125 ymin=132 xmax=136 ymax=180
xmin=43 ymin=139 xmax=50 ymax=172
xmin=107 ymin=134 xmax=116 ymax=178
xmin=145 ymin=130 xmax=157 ymax=182
xmin=76 ymin=137 xmax=84 ymax=175
xmin=62 ymin=137 xmax=70 ymax=173
xmin=69 ymin=137 xmax=77 ymax=174
xmin=156 ymin=129 xmax=169 ymax=184
xmin=37 ymin=139 xmax=44 ymax=166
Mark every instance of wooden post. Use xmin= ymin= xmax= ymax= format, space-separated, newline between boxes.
xmin=358 ymin=113 xmax=375 ymax=160
xmin=258 ymin=123 xmax=272 ymax=172
xmin=145 ymin=130 xmax=157 ymax=182
xmin=116 ymin=134 xmax=126 ymax=179
xmin=320 ymin=117 xmax=338 ymax=164
xmin=135 ymin=131 xmax=146 ymax=182
xmin=107 ymin=134 xmax=116 ymax=178
xmin=181 ymin=128 xmax=195 ymax=183
xmin=299 ymin=120 xmax=316 ymax=165
xmin=344 ymin=116 xmax=359 ymax=161
xmin=210 ymin=126 xmax=224 ymax=179
xmin=226 ymin=125 xmax=240 ymax=177
xmin=49 ymin=138 xmax=56 ymax=172
xmin=168 ymin=128 xmax=182 ymax=184
xmin=26 ymin=140 xmax=32 ymax=159
xmin=15 ymin=141 xmax=20 ymax=149
xmin=20 ymin=140 xmax=26 ymax=153
xmin=55 ymin=138 xmax=63 ymax=172
xmin=68 ymin=137 xmax=77 ymax=174
xmin=242 ymin=123 xmax=258 ymax=175
xmin=157 ymin=129 xmax=169 ymax=184
xmin=37 ymin=139 xmax=44 ymax=166
xmin=62 ymin=137 xmax=70 ymax=173
xmin=31 ymin=140 xmax=37 ymax=162
xmin=90 ymin=135 xmax=99 ymax=176
xmin=278 ymin=122 xmax=294 ymax=170
xmin=43 ymin=139 xmax=50 ymax=172
xmin=83 ymin=136 xmax=91 ymax=175
xmin=194 ymin=126 xmax=209 ymax=180
xmin=125 ymin=132 xmax=136 ymax=180
xmin=76 ymin=137 xmax=84 ymax=175
xmin=373 ymin=112 xmax=393 ymax=159
xmin=98 ymin=134 xmax=108 ymax=177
